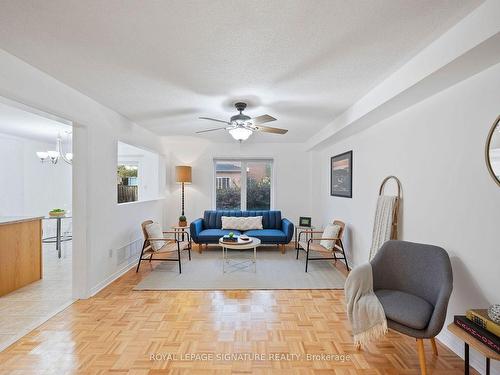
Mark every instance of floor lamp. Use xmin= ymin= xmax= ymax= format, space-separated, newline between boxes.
xmin=175 ymin=166 xmax=192 ymax=226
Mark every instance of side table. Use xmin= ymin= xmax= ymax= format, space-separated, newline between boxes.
xmin=294 ymin=225 xmax=315 ymax=249
xmin=447 ymin=323 xmax=499 ymax=375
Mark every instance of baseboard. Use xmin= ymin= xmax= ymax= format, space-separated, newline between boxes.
xmin=89 ymin=257 xmax=138 ymax=297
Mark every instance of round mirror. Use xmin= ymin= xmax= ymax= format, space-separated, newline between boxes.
xmin=486 ymin=116 xmax=500 ymax=187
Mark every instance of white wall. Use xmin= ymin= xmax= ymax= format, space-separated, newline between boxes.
xmin=312 ymin=62 xmax=500 ymax=374
xmin=0 ymin=133 xmax=72 ymax=216
xmin=162 ymin=136 xmax=312 ymax=226
xmin=0 ymin=48 xmax=168 ymax=298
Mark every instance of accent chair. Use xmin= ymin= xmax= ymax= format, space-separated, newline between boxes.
xmin=371 ymin=240 xmax=453 ymax=375
xmin=136 ymin=220 xmax=191 ymax=273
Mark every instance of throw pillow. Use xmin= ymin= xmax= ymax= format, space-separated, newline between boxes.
xmin=145 ymin=222 xmax=164 ymax=251
xmin=221 ymin=216 xmax=263 ymax=231
xmin=320 ymin=224 xmax=341 ymax=250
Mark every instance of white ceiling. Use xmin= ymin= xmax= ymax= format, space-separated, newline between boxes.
xmin=0 ymin=102 xmax=72 ymax=144
xmin=0 ymin=0 xmax=481 ymax=143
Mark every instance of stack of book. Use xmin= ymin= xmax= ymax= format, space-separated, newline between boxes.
xmin=454 ymin=309 xmax=500 ymax=354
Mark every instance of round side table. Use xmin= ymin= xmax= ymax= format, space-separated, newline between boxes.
xmin=219 ymin=237 xmax=261 ymax=273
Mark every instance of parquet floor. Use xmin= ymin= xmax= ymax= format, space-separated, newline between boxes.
xmin=0 ymin=248 xmax=471 ymax=374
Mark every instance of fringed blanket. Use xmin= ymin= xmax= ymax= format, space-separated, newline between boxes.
xmin=345 ymin=263 xmax=387 ymax=347
xmin=369 ymin=195 xmax=396 ymax=261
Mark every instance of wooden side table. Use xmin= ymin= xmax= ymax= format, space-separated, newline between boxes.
xmin=171 ymin=225 xmax=189 ymax=242
xmin=294 ymin=225 xmax=315 ymax=249
xmin=447 ymin=323 xmax=500 ymax=375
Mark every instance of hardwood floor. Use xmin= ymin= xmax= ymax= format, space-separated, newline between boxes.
xmin=0 ymin=249 xmax=471 ymax=374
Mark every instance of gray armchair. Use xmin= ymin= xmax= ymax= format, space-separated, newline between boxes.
xmin=371 ymin=240 xmax=453 ymax=375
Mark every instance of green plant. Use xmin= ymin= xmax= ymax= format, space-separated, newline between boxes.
xmin=179 ymin=215 xmax=187 ymax=222
xmin=228 ymin=232 xmax=234 ymax=238
xmin=50 ymin=208 xmax=65 ymax=213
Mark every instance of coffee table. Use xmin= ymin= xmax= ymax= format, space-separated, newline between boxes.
xmin=219 ymin=237 xmax=261 ymax=273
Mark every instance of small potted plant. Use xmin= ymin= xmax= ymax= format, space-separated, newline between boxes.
xmin=49 ymin=208 xmax=66 ymax=217
xmin=227 ymin=231 xmax=237 ymax=242
xmin=178 ymin=215 xmax=187 ymax=227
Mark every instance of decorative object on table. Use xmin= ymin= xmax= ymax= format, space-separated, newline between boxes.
xmin=36 ymin=131 xmax=73 ymax=165
xmin=178 ymin=215 xmax=187 ymax=227
xmin=485 ymin=115 xmax=500 ymax=187
xmin=222 ymin=232 xmax=238 ymax=243
xmin=330 ymin=151 xmax=352 ymax=198
xmin=49 ymin=208 xmax=66 ymax=217
xmin=299 ymin=216 xmax=311 ymax=227
xmin=197 ymin=102 xmax=288 ymax=142
xmin=454 ymin=315 xmax=500 ymax=354
xmin=175 ymin=165 xmax=192 ymax=220
xmin=368 ymin=175 xmax=402 ymax=261
xmin=239 ymin=234 xmax=250 ymax=241
xmin=297 ymin=220 xmax=349 ymax=272
xmin=488 ymin=304 xmax=500 ymax=324
xmin=467 ymin=308 xmax=500 ymax=336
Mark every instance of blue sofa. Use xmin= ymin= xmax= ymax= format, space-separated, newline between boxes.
xmin=190 ymin=210 xmax=294 ymax=249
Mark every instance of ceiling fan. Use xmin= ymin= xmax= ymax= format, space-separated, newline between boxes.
xmin=197 ymin=102 xmax=288 ymax=141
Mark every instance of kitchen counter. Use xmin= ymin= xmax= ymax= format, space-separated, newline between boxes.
xmin=0 ymin=216 xmax=43 ymax=296
xmin=0 ymin=216 xmax=44 ymax=226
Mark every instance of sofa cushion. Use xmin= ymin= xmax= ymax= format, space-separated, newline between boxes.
xmin=320 ymin=224 xmax=341 ymax=250
xmin=243 ymin=229 xmax=287 ymax=243
xmin=197 ymin=229 xmax=241 ymax=242
xmin=144 ymin=222 xmax=164 ymax=251
xmin=375 ymin=289 xmax=434 ymax=330
xmin=203 ymin=210 xmax=282 ymax=229
xmin=222 ymin=216 xmax=263 ymax=230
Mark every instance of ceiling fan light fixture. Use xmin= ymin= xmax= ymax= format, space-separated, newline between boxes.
xmin=229 ymin=127 xmax=252 ymax=141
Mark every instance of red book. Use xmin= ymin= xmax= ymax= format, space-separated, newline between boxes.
xmin=454 ymin=315 xmax=500 ymax=354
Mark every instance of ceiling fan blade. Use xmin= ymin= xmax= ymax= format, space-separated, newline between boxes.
xmin=199 ymin=117 xmax=230 ymax=125
xmin=250 ymin=114 xmax=277 ymax=125
xmin=255 ymin=125 xmax=288 ymax=135
xmin=195 ymin=127 xmax=227 ymax=134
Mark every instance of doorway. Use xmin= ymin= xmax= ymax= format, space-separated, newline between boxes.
xmin=0 ymin=100 xmax=75 ymax=351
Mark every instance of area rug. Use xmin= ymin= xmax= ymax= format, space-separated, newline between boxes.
xmin=134 ymin=246 xmax=346 ymax=290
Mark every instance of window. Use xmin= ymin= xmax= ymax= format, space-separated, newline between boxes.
xmin=117 ymin=163 xmax=139 ymax=203
xmin=216 ymin=177 xmax=230 ymax=190
xmin=214 ymin=159 xmax=273 ymax=210
xmin=117 ymin=141 xmax=163 ymax=204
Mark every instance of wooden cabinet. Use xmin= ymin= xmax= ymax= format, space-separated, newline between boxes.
xmin=0 ymin=217 xmax=42 ymax=297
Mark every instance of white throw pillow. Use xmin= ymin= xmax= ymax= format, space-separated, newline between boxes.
xmin=145 ymin=222 xmax=164 ymax=251
xmin=320 ymin=224 xmax=341 ymax=250
xmin=221 ymin=216 xmax=263 ymax=231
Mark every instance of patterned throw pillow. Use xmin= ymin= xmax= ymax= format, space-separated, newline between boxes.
xmin=145 ymin=222 xmax=164 ymax=251
xmin=320 ymin=224 xmax=341 ymax=250
xmin=221 ymin=216 xmax=263 ymax=231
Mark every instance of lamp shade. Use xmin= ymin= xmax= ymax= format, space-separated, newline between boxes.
xmin=175 ymin=165 xmax=192 ymax=183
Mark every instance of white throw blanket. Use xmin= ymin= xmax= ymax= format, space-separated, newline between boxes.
xmin=345 ymin=263 xmax=387 ymax=346
xmin=368 ymin=195 xmax=396 ymax=261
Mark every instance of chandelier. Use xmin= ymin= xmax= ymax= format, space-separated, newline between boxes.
xmin=36 ymin=133 xmax=73 ymax=165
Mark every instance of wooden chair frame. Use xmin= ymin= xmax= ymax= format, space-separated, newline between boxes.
xmin=296 ymin=220 xmax=349 ymax=272
xmin=136 ymin=220 xmax=191 ymax=273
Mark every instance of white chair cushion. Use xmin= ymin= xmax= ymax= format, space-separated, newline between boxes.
xmin=221 ymin=216 xmax=263 ymax=231
xmin=145 ymin=222 xmax=164 ymax=251
xmin=320 ymin=224 xmax=341 ymax=250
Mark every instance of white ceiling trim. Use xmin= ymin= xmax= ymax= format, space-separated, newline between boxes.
xmin=305 ymin=0 xmax=500 ymax=151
